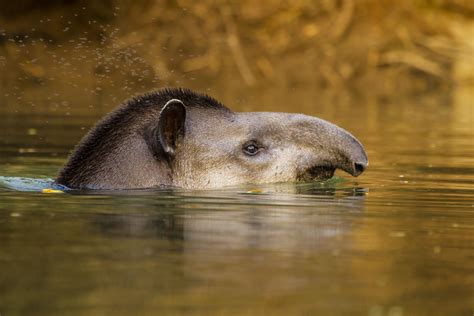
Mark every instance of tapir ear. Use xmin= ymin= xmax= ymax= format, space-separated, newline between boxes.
xmin=157 ymin=99 xmax=186 ymax=156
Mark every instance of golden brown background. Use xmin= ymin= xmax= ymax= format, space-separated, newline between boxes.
xmin=1 ymin=0 xmax=473 ymax=115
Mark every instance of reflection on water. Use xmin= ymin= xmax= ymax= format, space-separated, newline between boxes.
xmin=0 ymin=95 xmax=473 ymax=316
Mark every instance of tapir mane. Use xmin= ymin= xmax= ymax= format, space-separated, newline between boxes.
xmin=76 ymin=88 xmax=232 ymax=150
xmin=127 ymin=88 xmax=231 ymax=113
xmin=94 ymin=87 xmax=232 ymax=136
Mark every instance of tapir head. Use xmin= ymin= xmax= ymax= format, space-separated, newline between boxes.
xmin=57 ymin=89 xmax=368 ymax=190
xmin=161 ymin=99 xmax=367 ymax=189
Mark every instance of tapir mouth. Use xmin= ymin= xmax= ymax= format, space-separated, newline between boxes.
xmin=297 ymin=165 xmax=337 ymax=182
xmin=297 ymin=158 xmax=368 ymax=182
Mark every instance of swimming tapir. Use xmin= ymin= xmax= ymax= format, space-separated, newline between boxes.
xmin=56 ymin=88 xmax=368 ymax=189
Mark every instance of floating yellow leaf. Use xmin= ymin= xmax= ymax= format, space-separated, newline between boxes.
xmin=41 ymin=189 xmax=64 ymax=194
xmin=246 ymin=189 xmax=263 ymax=194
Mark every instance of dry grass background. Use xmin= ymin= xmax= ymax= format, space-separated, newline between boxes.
xmin=0 ymin=0 xmax=473 ymax=113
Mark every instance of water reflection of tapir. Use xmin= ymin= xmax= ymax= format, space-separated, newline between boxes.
xmin=92 ymin=188 xmax=367 ymax=253
xmin=56 ymin=88 xmax=368 ymax=189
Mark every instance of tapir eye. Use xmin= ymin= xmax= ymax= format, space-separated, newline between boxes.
xmin=243 ymin=141 xmax=262 ymax=156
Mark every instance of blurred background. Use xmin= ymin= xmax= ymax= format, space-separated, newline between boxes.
xmin=0 ymin=0 xmax=473 ymax=116
xmin=1 ymin=3 xmax=473 ymax=315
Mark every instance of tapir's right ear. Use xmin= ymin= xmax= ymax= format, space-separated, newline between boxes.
xmin=157 ymin=99 xmax=186 ymax=156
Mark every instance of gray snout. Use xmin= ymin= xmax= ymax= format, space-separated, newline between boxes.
xmin=353 ymin=161 xmax=368 ymax=176
xmin=345 ymin=159 xmax=368 ymax=177
xmin=338 ymin=134 xmax=368 ymax=177
xmin=290 ymin=114 xmax=369 ymax=180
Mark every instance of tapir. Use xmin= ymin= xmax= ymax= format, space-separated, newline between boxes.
xmin=56 ymin=88 xmax=368 ymax=189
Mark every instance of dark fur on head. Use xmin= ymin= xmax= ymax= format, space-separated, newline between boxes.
xmin=56 ymin=88 xmax=230 ymax=189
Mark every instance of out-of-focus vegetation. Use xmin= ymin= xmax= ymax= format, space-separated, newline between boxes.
xmin=0 ymin=0 xmax=473 ymax=114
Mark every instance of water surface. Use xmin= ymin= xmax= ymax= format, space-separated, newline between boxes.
xmin=0 ymin=97 xmax=473 ymax=316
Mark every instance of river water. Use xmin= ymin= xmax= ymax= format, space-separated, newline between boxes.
xmin=0 ymin=93 xmax=473 ymax=315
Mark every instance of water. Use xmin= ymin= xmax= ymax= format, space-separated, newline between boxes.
xmin=0 ymin=96 xmax=473 ymax=316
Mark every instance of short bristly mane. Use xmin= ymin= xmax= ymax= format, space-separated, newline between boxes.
xmin=56 ymin=88 xmax=232 ymax=188
xmin=125 ymin=87 xmax=231 ymax=113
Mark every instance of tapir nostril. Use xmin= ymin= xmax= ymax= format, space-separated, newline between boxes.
xmin=353 ymin=162 xmax=367 ymax=176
